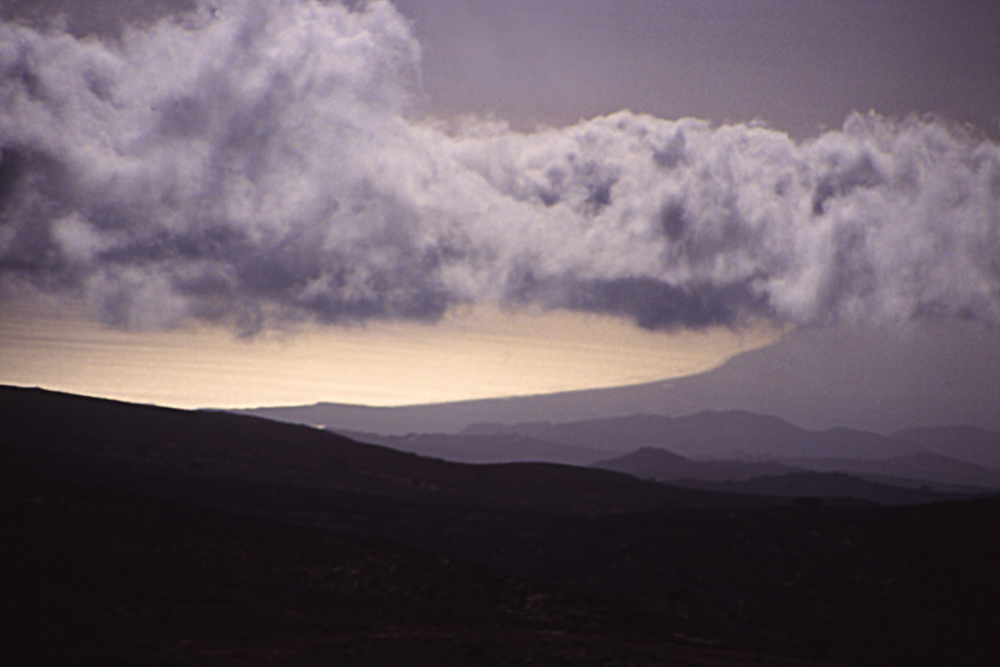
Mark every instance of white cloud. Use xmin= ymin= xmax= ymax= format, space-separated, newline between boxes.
xmin=1 ymin=0 xmax=998 ymax=332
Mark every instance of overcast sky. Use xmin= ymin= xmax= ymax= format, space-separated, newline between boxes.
xmin=397 ymin=0 xmax=1000 ymax=140
xmin=1 ymin=0 xmax=998 ymax=408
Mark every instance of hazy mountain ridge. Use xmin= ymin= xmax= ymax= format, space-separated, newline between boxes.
xmin=782 ymin=452 xmax=1000 ymax=489
xmin=460 ymin=411 xmax=921 ymax=460
xmin=233 ymin=323 xmax=1000 ymax=435
xmin=592 ymin=446 xmax=804 ymax=481
xmin=335 ymin=412 xmax=1000 ymax=495
xmin=891 ymin=425 xmax=1000 ymax=468
xmin=591 ymin=447 xmax=997 ymax=504
xmin=338 ymin=430 xmax=611 ymax=465
xmin=236 ymin=399 xmax=1000 ymax=471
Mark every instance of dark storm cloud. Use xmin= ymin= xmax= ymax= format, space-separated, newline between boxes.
xmin=508 ymin=272 xmax=765 ymax=331
xmin=1 ymin=0 xmax=998 ymax=332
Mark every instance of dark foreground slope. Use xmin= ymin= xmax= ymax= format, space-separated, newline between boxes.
xmin=2 ymin=386 xmax=781 ymax=517
xmin=4 ymin=386 xmax=1000 ymax=666
xmin=8 ymin=475 xmax=795 ymax=667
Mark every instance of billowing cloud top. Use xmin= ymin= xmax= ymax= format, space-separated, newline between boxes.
xmin=2 ymin=0 xmax=998 ymax=332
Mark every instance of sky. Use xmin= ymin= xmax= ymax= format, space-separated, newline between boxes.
xmin=1 ymin=0 xmax=998 ymax=410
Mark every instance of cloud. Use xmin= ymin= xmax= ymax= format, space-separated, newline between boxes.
xmin=1 ymin=0 xmax=998 ymax=333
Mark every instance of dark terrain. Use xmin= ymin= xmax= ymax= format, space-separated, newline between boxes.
xmin=4 ymin=385 xmax=1000 ymax=666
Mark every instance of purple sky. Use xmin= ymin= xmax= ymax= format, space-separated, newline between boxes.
xmin=395 ymin=0 xmax=1000 ymax=140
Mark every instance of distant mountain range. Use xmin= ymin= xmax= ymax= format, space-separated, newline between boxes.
xmin=591 ymin=447 xmax=996 ymax=503
xmin=234 ymin=321 xmax=1000 ymax=435
xmin=458 ymin=411 xmax=917 ymax=460
xmin=591 ymin=446 xmax=801 ymax=481
xmin=282 ymin=407 xmax=1000 ymax=522
xmin=348 ymin=414 xmax=1000 ymax=496
xmin=277 ymin=408 xmax=1000 ymax=489
xmin=339 ymin=430 xmax=611 ymax=466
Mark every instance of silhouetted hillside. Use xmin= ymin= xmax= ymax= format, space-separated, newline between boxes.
xmin=668 ymin=472 xmax=974 ymax=506
xmin=592 ymin=449 xmax=977 ymax=505
xmin=2 ymin=386 xmax=782 ymax=517
xmin=786 ymin=452 xmax=1000 ymax=489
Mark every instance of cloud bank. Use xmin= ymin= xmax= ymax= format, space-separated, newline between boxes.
xmin=2 ymin=0 xmax=998 ymax=332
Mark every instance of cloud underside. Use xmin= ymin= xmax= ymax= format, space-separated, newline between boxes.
xmin=1 ymin=0 xmax=998 ymax=332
